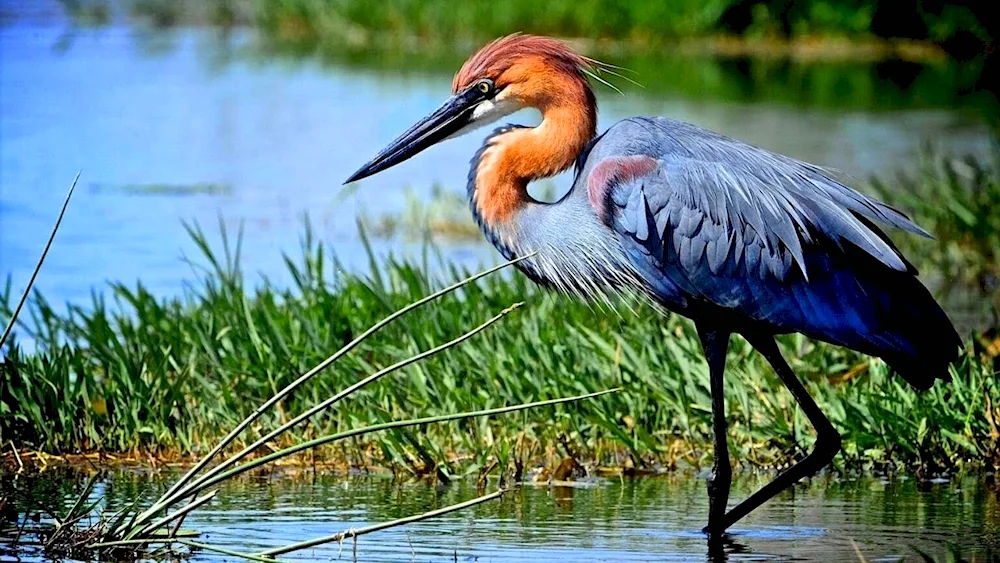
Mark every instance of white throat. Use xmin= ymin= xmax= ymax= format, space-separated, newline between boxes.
xmin=447 ymin=92 xmax=526 ymax=139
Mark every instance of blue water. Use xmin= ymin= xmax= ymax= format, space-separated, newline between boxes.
xmin=0 ymin=15 xmax=994 ymax=312
xmin=3 ymin=471 xmax=998 ymax=562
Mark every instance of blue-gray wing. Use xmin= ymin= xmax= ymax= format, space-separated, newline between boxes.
xmin=600 ymin=117 xmax=924 ymax=283
xmin=590 ymin=117 xmax=958 ymax=387
xmin=593 ymin=117 xmax=920 ymax=324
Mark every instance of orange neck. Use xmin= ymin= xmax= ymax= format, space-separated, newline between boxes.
xmin=471 ymin=81 xmax=597 ymax=227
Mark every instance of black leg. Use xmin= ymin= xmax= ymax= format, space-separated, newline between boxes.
xmin=719 ymin=334 xmax=842 ymax=531
xmin=696 ymin=324 xmax=732 ymax=539
xmin=706 ymin=533 xmax=750 ymax=563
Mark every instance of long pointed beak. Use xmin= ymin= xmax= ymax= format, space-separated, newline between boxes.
xmin=345 ymin=90 xmax=480 ymax=184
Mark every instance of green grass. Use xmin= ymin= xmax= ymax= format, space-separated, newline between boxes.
xmin=1 ymin=244 xmax=612 ymax=561
xmin=2 ymin=209 xmax=997 ymax=478
xmin=2 ymin=146 xmax=999 ymax=478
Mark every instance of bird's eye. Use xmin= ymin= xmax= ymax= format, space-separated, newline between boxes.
xmin=477 ymin=80 xmax=492 ymax=94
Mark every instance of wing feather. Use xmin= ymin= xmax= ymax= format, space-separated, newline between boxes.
xmin=585 ymin=116 xmax=936 ymax=330
xmin=604 ymin=117 xmax=920 ymax=289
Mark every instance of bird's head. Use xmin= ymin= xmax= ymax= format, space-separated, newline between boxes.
xmin=345 ymin=34 xmax=597 ymax=183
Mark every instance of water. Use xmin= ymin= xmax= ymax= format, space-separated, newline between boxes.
xmin=3 ymin=471 xmax=998 ymax=562
xmin=0 ymin=7 xmax=996 ymax=311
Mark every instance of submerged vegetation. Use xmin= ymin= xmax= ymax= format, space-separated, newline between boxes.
xmin=2 ymin=150 xmax=999 ymax=478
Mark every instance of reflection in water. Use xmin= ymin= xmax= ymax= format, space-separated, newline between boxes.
xmin=0 ymin=16 xmax=995 ymax=313
xmin=3 ymin=471 xmax=997 ymax=561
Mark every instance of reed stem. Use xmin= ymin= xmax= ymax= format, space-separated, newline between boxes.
xmin=0 ymin=173 xmax=79 ymax=350
xmin=259 ymin=489 xmax=507 ymax=557
xmin=128 ymin=304 xmax=520 ymax=537
xmin=188 ymin=389 xmax=617 ymax=496
xmin=155 ymin=254 xmax=530 ymax=504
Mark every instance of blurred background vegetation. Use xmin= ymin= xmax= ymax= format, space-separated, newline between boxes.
xmin=48 ymin=0 xmax=997 ymax=121
xmin=68 ymin=0 xmax=996 ymax=57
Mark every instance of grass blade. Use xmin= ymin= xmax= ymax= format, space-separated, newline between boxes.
xmin=190 ymin=303 xmax=519 ymax=481
xmin=179 ymin=540 xmax=287 ymax=563
xmin=141 ymin=303 xmax=523 ymax=522
xmin=188 ymin=389 xmax=619 ymax=495
xmin=130 ymin=256 xmax=533 ymax=536
xmin=1 ymin=173 xmax=79 ymax=350
xmin=130 ymin=490 xmax=218 ymax=540
xmin=259 ymin=489 xmax=507 ymax=557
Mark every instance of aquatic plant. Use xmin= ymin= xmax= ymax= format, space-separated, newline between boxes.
xmin=0 ymin=183 xmax=615 ymax=560
xmin=4 ymin=149 xmax=1000 ymax=481
xmin=3 ymin=219 xmax=997 ymax=477
xmin=1 ymin=266 xmax=613 ymax=559
xmin=0 ymin=175 xmax=77 ymax=351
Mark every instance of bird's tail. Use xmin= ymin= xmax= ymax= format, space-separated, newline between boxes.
xmin=864 ymin=272 xmax=961 ymax=390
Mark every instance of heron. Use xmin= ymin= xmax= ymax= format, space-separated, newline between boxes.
xmin=346 ymin=34 xmax=961 ymax=537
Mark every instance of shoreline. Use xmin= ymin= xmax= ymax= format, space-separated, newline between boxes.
xmin=262 ymin=26 xmax=956 ymax=64
xmin=3 ymin=442 xmax=993 ymax=480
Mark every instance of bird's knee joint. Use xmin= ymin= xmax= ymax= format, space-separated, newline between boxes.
xmin=825 ymin=430 xmax=842 ymax=450
xmin=815 ymin=431 xmax=842 ymax=460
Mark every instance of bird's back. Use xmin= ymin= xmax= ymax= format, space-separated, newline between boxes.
xmin=584 ymin=117 xmax=960 ymax=388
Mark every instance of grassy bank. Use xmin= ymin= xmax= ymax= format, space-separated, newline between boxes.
xmin=108 ymin=0 xmax=995 ymax=59
xmin=3 ymin=148 xmax=999 ymax=478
